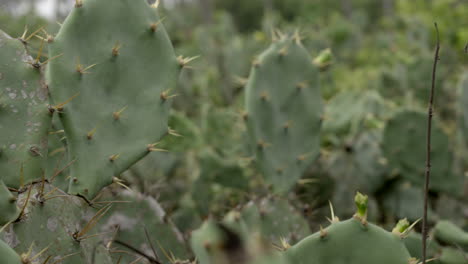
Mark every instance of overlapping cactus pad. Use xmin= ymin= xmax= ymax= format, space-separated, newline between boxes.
xmin=47 ymin=0 xmax=180 ymax=198
xmin=244 ymin=33 xmax=323 ymax=193
xmin=382 ymin=111 xmax=462 ymax=195
xmin=0 ymin=30 xmax=51 ymax=189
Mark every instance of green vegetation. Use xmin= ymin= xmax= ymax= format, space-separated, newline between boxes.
xmin=0 ymin=0 xmax=466 ymax=263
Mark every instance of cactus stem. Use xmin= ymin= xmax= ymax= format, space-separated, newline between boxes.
xmin=113 ymin=105 xmax=128 ymax=120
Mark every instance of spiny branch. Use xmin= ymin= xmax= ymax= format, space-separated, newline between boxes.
xmin=422 ymin=22 xmax=440 ymax=264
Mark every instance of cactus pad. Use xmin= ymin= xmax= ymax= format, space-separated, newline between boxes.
xmin=0 ymin=30 xmax=51 ymax=188
xmin=244 ymin=34 xmax=323 ymax=193
xmin=46 ymin=0 xmax=180 ymax=198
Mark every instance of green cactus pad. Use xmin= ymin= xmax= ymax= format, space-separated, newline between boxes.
xmin=403 ymin=232 xmax=440 ymax=263
xmin=382 ymin=181 xmax=426 ymax=221
xmin=223 ymin=198 xmax=310 ymax=245
xmin=322 ymin=90 xmax=387 ymax=137
xmin=45 ymin=115 xmax=70 ymax=191
xmin=382 ymin=111 xmax=461 ymax=195
xmin=245 ymin=34 xmax=323 ymax=193
xmin=434 ymin=221 xmax=468 ymax=250
xmin=0 ymin=239 xmax=21 ymax=264
xmin=0 ymin=180 xmax=19 ymax=225
xmin=439 ymin=247 xmax=467 ymax=264
xmin=285 ymin=218 xmax=412 ymax=264
xmin=1 ymin=183 xmax=101 ymax=264
xmin=327 ymin=131 xmax=386 ymax=218
xmin=0 ymin=30 xmax=51 ymax=188
xmin=46 ymin=0 xmax=180 ymax=198
xmin=191 ymin=219 xmax=289 ymax=264
xmin=97 ymin=189 xmax=188 ymax=263
xmin=191 ymin=219 xmax=245 ymax=264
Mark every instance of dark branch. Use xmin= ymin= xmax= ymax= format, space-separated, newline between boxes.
xmin=422 ymin=22 xmax=440 ymax=264
xmin=114 ymin=239 xmax=162 ymax=264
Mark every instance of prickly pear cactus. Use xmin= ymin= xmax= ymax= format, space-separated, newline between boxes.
xmin=326 ymin=131 xmax=386 ymax=219
xmin=191 ymin=219 xmax=290 ymax=264
xmin=46 ymin=0 xmax=180 ymax=199
xmin=433 ymin=220 xmax=468 ymax=250
xmin=1 ymin=182 xmax=107 ymax=264
xmin=224 ymin=198 xmax=310 ymax=245
xmin=403 ymin=232 xmax=440 ymax=263
xmin=323 ymin=90 xmax=387 ymax=137
xmin=382 ymin=181 xmax=426 ymax=221
xmin=382 ymin=111 xmax=461 ymax=195
xmin=97 ymin=188 xmax=189 ymax=263
xmin=285 ymin=193 xmax=413 ymax=264
xmin=0 ymin=30 xmax=51 ymax=188
xmin=244 ymin=33 xmax=323 ymax=193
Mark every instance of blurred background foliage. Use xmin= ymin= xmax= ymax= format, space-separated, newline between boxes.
xmin=1 ymin=0 xmax=466 ymax=233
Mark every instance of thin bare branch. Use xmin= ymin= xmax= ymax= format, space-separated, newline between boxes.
xmin=422 ymin=22 xmax=440 ymax=264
